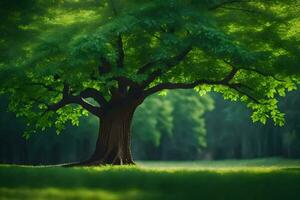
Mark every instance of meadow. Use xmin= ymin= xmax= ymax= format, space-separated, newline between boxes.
xmin=0 ymin=158 xmax=300 ymax=200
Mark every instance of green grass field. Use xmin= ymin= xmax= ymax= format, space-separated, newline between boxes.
xmin=1 ymin=158 xmax=300 ymax=200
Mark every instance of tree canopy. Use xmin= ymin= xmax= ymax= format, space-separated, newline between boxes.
xmin=1 ymin=0 xmax=300 ymax=137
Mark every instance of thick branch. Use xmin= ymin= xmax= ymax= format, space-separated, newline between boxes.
xmin=44 ymin=84 xmax=102 ymax=117
xmin=221 ymin=6 xmax=261 ymax=14
xmin=137 ymin=30 xmax=192 ymax=74
xmin=80 ymin=88 xmax=108 ymax=106
xmin=140 ymin=45 xmax=193 ymax=88
xmin=71 ymin=96 xmax=101 ymax=116
xmin=112 ymin=76 xmax=140 ymax=88
xmin=47 ymin=98 xmax=69 ymax=111
xmin=143 ymin=79 xmax=261 ymax=104
xmin=228 ymin=83 xmax=261 ymax=103
xmin=143 ymin=62 xmax=239 ymax=96
xmin=47 ymin=95 xmax=101 ymax=117
xmin=143 ymin=80 xmax=213 ymax=96
xmin=44 ymin=83 xmax=70 ymax=111
xmin=143 ymin=64 xmax=261 ymax=104
xmin=98 ymin=57 xmax=113 ymax=75
xmin=209 ymin=0 xmax=251 ymax=10
xmin=62 ymin=83 xmax=69 ymax=97
xmin=221 ymin=67 xmax=239 ymax=83
xmin=223 ymin=60 xmax=284 ymax=82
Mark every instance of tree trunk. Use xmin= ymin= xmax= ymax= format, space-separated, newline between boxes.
xmin=86 ymin=105 xmax=136 ymax=165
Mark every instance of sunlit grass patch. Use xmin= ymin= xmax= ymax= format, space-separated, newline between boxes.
xmin=1 ymin=158 xmax=300 ymax=200
xmin=137 ymin=158 xmax=300 ymax=172
xmin=0 ymin=187 xmax=156 ymax=200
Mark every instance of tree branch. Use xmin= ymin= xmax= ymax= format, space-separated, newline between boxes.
xmin=108 ymin=0 xmax=124 ymax=68
xmin=143 ymin=79 xmax=220 ymax=97
xmin=98 ymin=57 xmax=113 ymax=75
xmin=140 ymin=45 xmax=193 ymax=88
xmin=220 ymin=6 xmax=261 ymax=14
xmin=147 ymin=59 xmax=239 ymax=93
xmin=143 ymin=79 xmax=261 ymax=104
xmin=228 ymin=83 xmax=261 ymax=103
xmin=71 ymin=96 xmax=101 ymax=116
xmin=143 ymin=61 xmax=239 ymax=96
xmin=143 ymin=64 xmax=262 ymax=104
xmin=28 ymin=97 xmax=49 ymax=107
xmin=112 ymin=76 xmax=140 ymax=88
xmin=223 ymin=60 xmax=284 ymax=82
xmin=43 ymin=84 xmax=102 ymax=117
xmin=209 ymin=0 xmax=251 ymax=10
xmin=29 ymin=82 xmax=60 ymax=93
xmin=109 ymin=0 xmax=118 ymax=15
xmin=221 ymin=67 xmax=239 ymax=83
xmin=46 ymin=95 xmax=101 ymax=117
xmin=137 ymin=29 xmax=191 ymax=74
xmin=79 ymin=88 xmax=108 ymax=106
xmin=137 ymin=60 xmax=159 ymax=74
xmin=108 ymin=0 xmax=128 ymax=94
xmin=47 ymin=98 xmax=69 ymax=112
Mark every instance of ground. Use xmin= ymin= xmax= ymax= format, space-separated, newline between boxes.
xmin=0 ymin=158 xmax=300 ymax=200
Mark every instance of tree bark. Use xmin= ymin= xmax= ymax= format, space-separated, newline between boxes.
xmin=78 ymin=104 xmax=137 ymax=166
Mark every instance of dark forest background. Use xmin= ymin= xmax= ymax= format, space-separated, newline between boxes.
xmin=1 ymin=89 xmax=300 ymax=165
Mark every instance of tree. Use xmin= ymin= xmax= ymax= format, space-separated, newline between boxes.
xmin=206 ymin=91 xmax=300 ymax=160
xmin=0 ymin=96 xmax=98 ymax=164
xmin=132 ymin=92 xmax=174 ymax=160
xmin=161 ymin=90 xmax=213 ymax=160
xmin=206 ymin=94 xmax=278 ymax=159
xmin=132 ymin=89 xmax=213 ymax=160
xmin=0 ymin=0 xmax=299 ymax=165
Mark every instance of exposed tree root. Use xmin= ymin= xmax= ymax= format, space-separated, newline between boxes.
xmin=62 ymin=158 xmax=135 ymax=167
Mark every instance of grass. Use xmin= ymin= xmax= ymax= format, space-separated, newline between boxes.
xmin=1 ymin=158 xmax=300 ymax=200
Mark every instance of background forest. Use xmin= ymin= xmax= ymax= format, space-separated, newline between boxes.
xmin=1 ymin=89 xmax=300 ymax=165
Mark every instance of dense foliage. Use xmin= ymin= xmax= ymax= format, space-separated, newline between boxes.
xmin=1 ymin=0 xmax=299 ymax=137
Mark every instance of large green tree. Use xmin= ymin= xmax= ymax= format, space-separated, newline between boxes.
xmin=0 ymin=0 xmax=299 ymax=165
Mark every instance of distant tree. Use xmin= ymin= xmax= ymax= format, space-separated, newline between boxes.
xmin=0 ymin=97 xmax=98 ymax=164
xmin=132 ymin=91 xmax=174 ymax=159
xmin=279 ymin=91 xmax=300 ymax=158
xmin=162 ymin=90 xmax=213 ymax=160
xmin=206 ymin=91 xmax=300 ymax=159
xmin=0 ymin=0 xmax=299 ymax=165
xmin=132 ymin=92 xmax=174 ymax=159
xmin=132 ymin=90 xmax=213 ymax=160
xmin=206 ymin=94 xmax=276 ymax=159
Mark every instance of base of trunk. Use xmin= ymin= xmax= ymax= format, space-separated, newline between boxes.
xmin=65 ymin=104 xmax=138 ymax=167
xmin=63 ymin=158 xmax=135 ymax=167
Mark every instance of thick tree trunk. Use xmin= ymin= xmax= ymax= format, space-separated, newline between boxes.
xmin=85 ymin=105 xmax=136 ymax=165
